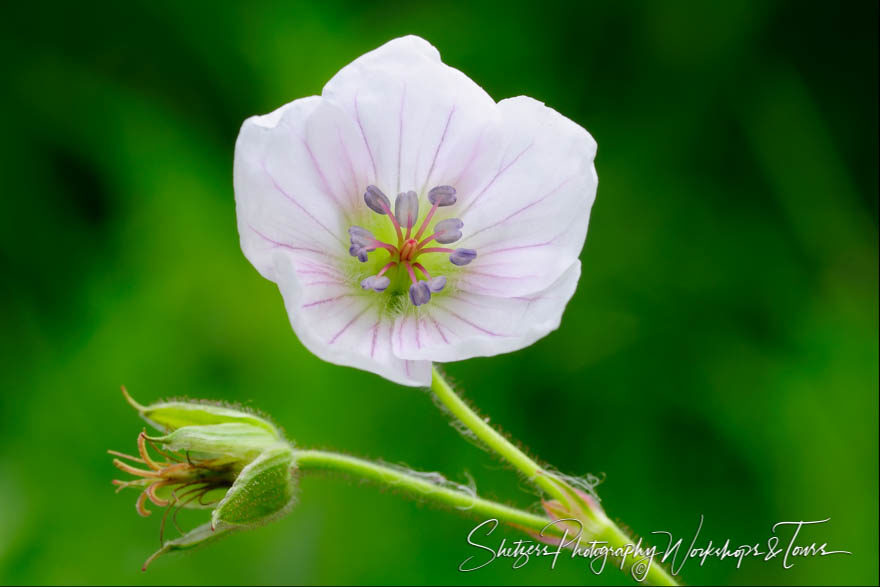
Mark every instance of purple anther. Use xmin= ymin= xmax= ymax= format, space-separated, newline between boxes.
xmin=409 ymin=281 xmax=432 ymax=306
xmin=348 ymin=225 xmax=375 ymax=248
xmin=449 ymin=248 xmax=477 ymax=266
xmin=427 ymin=276 xmax=447 ymax=293
xmin=433 ymin=218 xmax=463 ymax=244
xmin=427 ymin=185 xmax=457 ymax=207
xmin=395 ymin=190 xmax=419 ymax=229
xmin=364 ymin=185 xmax=391 ymax=214
xmin=349 ymin=244 xmax=368 ymax=263
xmin=361 ymin=275 xmax=391 ymax=292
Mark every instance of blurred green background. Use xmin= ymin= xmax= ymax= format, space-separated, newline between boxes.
xmin=1 ymin=1 xmax=877 ymax=585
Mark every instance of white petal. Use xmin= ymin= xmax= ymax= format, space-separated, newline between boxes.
xmin=234 ymin=97 xmax=373 ymax=281
xmin=321 ymin=35 xmax=499 ymax=198
xmin=454 ymin=97 xmax=598 ymax=297
xmin=274 ymin=253 xmax=431 ymax=386
xmin=391 ymin=261 xmax=581 ymax=362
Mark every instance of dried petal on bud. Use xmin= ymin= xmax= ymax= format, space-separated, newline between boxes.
xmin=122 ymin=387 xmax=279 ymax=437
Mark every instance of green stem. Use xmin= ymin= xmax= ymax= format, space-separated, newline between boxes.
xmin=430 ymin=366 xmax=568 ymax=502
xmin=294 ymin=449 xmax=561 ymax=538
xmin=430 ymin=366 xmax=679 ymax=586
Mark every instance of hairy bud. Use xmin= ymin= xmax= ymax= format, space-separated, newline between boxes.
xmin=111 ymin=388 xmax=296 ymax=570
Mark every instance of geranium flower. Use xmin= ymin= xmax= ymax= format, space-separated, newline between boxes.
xmin=234 ymin=35 xmax=597 ymax=386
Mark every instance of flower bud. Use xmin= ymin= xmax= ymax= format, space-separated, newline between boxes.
xmin=111 ymin=388 xmax=296 ymax=570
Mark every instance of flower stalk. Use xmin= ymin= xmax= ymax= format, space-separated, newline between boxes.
xmin=294 ymin=449 xmax=562 ymax=539
xmin=429 ymin=366 xmax=679 ymax=586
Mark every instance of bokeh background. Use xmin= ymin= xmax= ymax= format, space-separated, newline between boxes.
xmin=1 ymin=1 xmax=877 ymax=585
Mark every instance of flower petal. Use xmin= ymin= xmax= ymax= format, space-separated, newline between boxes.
xmin=321 ymin=35 xmax=499 ymax=199
xmin=274 ymin=254 xmax=431 ymax=386
xmin=391 ymin=261 xmax=581 ymax=362
xmin=454 ymin=97 xmax=598 ymax=297
xmin=234 ymin=97 xmax=374 ymax=281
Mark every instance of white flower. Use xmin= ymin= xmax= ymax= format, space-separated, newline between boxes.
xmin=234 ymin=36 xmax=598 ymax=386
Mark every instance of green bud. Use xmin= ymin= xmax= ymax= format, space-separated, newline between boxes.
xmin=146 ymin=423 xmax=283 ymax=462
xmin=111 ymin=389 xmax=297 ymax=570
xmin=122 ymin=386 xmax=280 ymax=437
xmin=213 ymin=445 xmax=296 ymax=528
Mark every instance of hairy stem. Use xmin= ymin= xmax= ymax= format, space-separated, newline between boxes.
xmin=294 ymin=449 xmax=561 ymax=538
xmin=429 ymin=366 xmax=679 ymax=586
xmin=430 ymin=366 xmax=569 ymax=502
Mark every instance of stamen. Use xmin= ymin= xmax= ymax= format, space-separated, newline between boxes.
xmin=348 ymin=226 xmax=373 ymax=262
xmin=352 ymin=184 xmax=475 ymax=307
xmin=349 ymin=226 xmax=395 ymax=262
xmin=395 ymin=191 xmax=419 ymax=238
xmin=412 ymin=263 xmax=431 ymax=279
xmin=427 ymin=276 xmax=447 ymax=293
xmin=403 ymin=262 xmax=419 ymax=285
xmin=409 ymin=281 xmax=432 ymax=306
xmin=364 ymin=185 xmax=391 ymax=214
xmin=414 ymin=186 xmax=456 ymax=240
xmin=364 ymin=185 xmax=403 ymax=242
xmin=414 ymin=202 xmax=438 ymax=241
xmin=428 ymin=185 xmax=457 ymax=207
xmin=349 ymin=244 xmax=368 ymax=263
xmin=349 ymin=226 xmax=374 ymax=246
xmin=428 ymin=218 xmax=463 ymax=245
xmin=360 ymin=275 xmax=391 ymax=292
xmin=450 ymin=248 xmax=477 ymax=266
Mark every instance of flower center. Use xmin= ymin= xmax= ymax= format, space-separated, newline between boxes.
xmin=349 ymin=185 xmax=477 ymax=306
xmin=399 ymin=238 xmax=419 ymax=262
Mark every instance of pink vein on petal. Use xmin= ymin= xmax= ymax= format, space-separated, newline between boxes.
xmin=465 ymin=271 xmax=533 ymax=280
xmin=443 ymin=307 xmax=502 ymax=337
xmin=451 ymin=129 xmax=486 ymax=187
xmin=329 ymin=304 xmax=372 ymax=344
xmin=429 ymin=315 xmax=449 ymax=344
xmin=300 ymin=136 xmax=345 ymax=211
xmin=249 ymin=224 xmax=332 ymax=258
xmin=396 ymin=85 xmax=406 ymax=193
xmin=459 ymin=142 xmax=534 ymax=217
xmin=465 ymin=176 xmax=575 ymax=240
xmin=414 ymin=314 xmax=421 ymax=350
xmin=369 ymin=321 xmax=380 ymax=358
xmin=354 ymin=93 xmax=378 ymax=180
xmin=397 ymin=313 xmax=407 ymax=350
xmin=337 ymin=126 xmax=362 ymax=208
xmin=260 ymin=162 xmax=344 ymax=246
xmin=421 ymin=106 xmax=456 ymax=194
xmin=297 ymin=268 xmax=343 ymax=279
xmin=480 ymin=240 xmax=554 ymax=258
xmin=302 ymin=294 xmax=351 ymax=308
